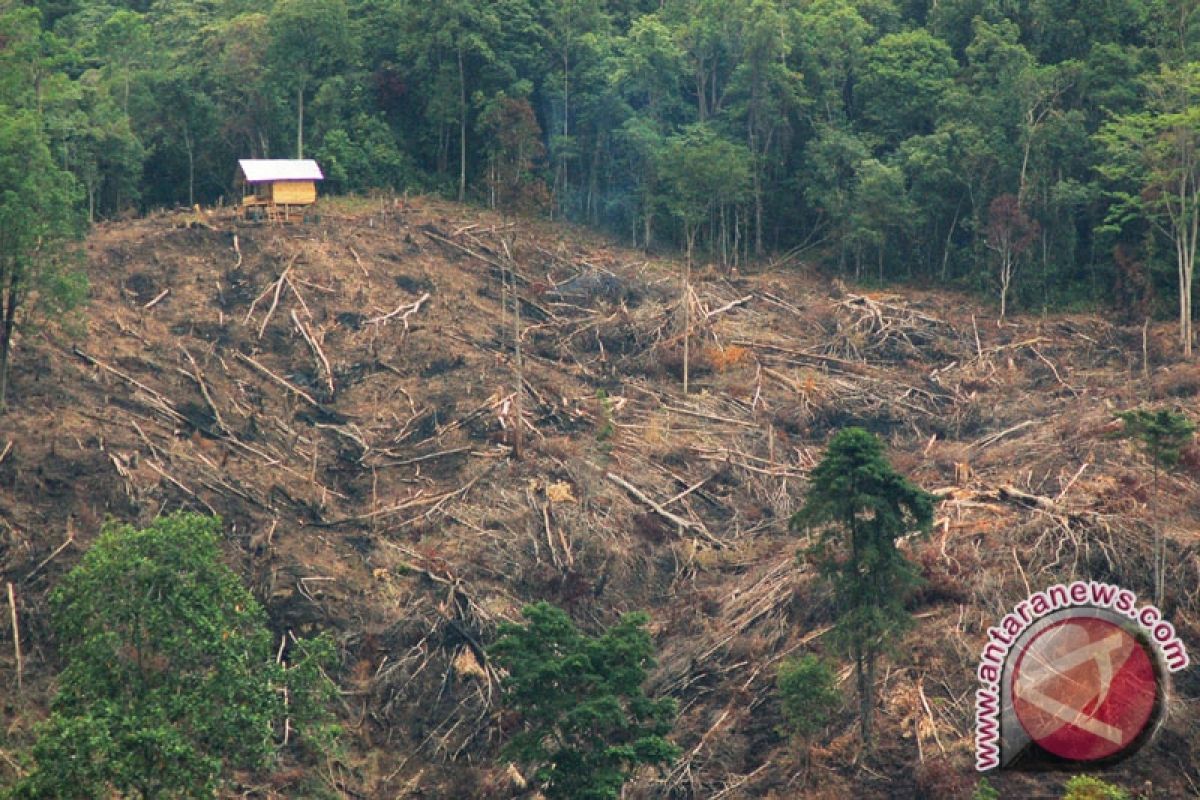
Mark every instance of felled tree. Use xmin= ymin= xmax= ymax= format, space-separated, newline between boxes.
xmin=1115 ymin=408 xmax=1196 ymax=606
xmin=791 ymin=427 xmax=934 ymax=746
xmin=985 ymin=193 xmax=1039 ymax=321
xmin=490 ymin=602 xmax=679 ymax=800
xmin=11 ymin=513 xmax=339 ymax=799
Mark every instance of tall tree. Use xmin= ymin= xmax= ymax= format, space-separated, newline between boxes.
xmin=986 ymin=192 xmax=1040 ymax=319
xmin=791 ymin=427 xmax=934 ymax=746
xmin=1096 ymin=63 xmax=1200 ymax=356
xmin=397 ymin=0 xmax=502 ymax=201
xmin=658 ymin=124 xmax=751 ymax=391
xmin=727 ymin=0 xmax=805 ymax=257
xmin=267 ymin=0 xmax=354 ymax=159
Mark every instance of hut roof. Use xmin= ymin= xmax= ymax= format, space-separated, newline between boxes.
xmin=238 ymin=159 xmax=324 ymax=183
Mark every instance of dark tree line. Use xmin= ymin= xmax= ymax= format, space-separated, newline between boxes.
xmin=3 ymin=0 xmax=1199 ymax=334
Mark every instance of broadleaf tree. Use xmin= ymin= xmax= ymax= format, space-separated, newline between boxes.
xmin=1096 ymin=63 xmax=1200 ymax=356
xmin=10 ymin=513 xmax=340 ymax=799
xmin=0 ymin=109 xmax=85 ymax=412
xmin=490 ymin=601 xmax=679 ymax=800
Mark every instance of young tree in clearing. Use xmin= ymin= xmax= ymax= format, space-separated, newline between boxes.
xmin=985 ymin=193 xmax=1039 ymax=321
xmin=490 ymin=602 xmax=679 ymax=800
xmin=1096 ymin=63 xmax=1200 ymax=356
xmin=1115 ymin=408 xmax=1196 ymax=606
xmin=776 ymin=654 xmax=840 ymax=777
xmin=791 ymin=427 xmax=934 ymax=746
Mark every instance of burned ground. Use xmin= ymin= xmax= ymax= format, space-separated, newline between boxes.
xmin=2 ymin=196 xmax=1199 ymax=798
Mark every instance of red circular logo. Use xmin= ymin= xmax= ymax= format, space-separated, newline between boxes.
xmin=1011 ymin=617 xmax=1158 ymax=761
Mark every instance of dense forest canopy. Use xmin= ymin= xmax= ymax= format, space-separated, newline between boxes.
xmin=1 ymin=0 xmax=1198 ymax=320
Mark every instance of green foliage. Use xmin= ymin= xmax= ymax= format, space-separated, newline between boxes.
xmin=792 ymin=427 xmax=935 ymax=744
xmin=10 ymin=513 xmax=339 ymax=799
xmin=490 ymin=601 xmax=679 ymax=800
xmin=0 ymin=105 xmax=85 ymax=411
xmin=595 ymin=388 xmax=615 ymax=443
xmin=2 ymin=0 xmax=1195 ymax=315
xmin=1116 ymin=407 xmax=1197 ymax=471
xmin=1061 ymin=774 xmax=1131 ymax=800
xmin=775 ymin=654 xmax=840 ymax=740
xmin=972 ymin=777 xmax=1001 ymax=800
xmin=657 ymin=123 xmax=751 ymax=253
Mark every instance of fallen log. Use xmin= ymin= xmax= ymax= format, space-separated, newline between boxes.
xmin=606 ymin=472 xmax=725 ymax=548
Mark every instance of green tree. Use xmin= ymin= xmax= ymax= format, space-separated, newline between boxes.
xmin=791 ymin=427 xmax=935 ymax=746
xmin=776 ymin=654 xmax=839 ymax=777
xmin=1096 ymin=63 xmax=1200 ymax=356
xmin=727 ymin=0 xmax=806 ymax=257
xmin=1114 ymin=408 xmax=1196 ymax=605
xmin=858 ymin=29 xmax=956 ymax=148
xmin=11 ymin=513 xmax=339 ymax=799
xmin=658 ymin=123 xmax=751 ymax=392
xmin=267 ymin=0 xmax=355 ymax=159
xmin=490 ymin=601 xmax=679 ymax=800
xmin=973 ymin=777 xmax=1001 ymax=800
xmin=850 ymin=158 xmax=913 ymax=281
xmin=0 ymin=109 xmax=85 ymax=412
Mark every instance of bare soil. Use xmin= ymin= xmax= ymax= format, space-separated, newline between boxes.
xmin=2 ymin=195 xmax=1199 ymax=798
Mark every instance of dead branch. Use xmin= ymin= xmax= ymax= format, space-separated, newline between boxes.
xmin=663 ymin=405 xmax=757 ymax=429
xmin=73 ymin=347 xmax=187 ymax=426
xmin=703 ymin=294 xmax=754 ymax=321
xmin=243 ymin=252 xmax=299 ymax=335
xmin=234 ymin=351 xmax=321 ymax=409
xmin=179 ymin=347 xmax=229 ymax=433
xmin=366 ymin=292 xmax=431 ymax=328
xmin=7 ymin=583 xmax=21 ymax=692
xmin=606 ymin=472 xmax=724 ymax=548
xmin=0 ymin=441 xmax=10 ymax=467
xmin=25 ymin=519 xmax=76 ymax=581
xmin=292 ymin=310 xmax=335 ymax=395
xmin=969 ymin=420 xmax=1035 ymax=450
xmin=143 ymin=288 xmax=170 ymax=309
xmin=349 ymin=245 xmax=368 ymax=278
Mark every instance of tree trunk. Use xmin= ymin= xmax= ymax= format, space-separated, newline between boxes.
xmin=512 ymin=250 xmax=523 ymax=459
xmin=0 ymin=284 xmax=17 ymax=412
xmin=683 ymin=227 xmax=694 ymax=395
xmin=184 ymin=128 xmax=194 ymax=208
xmin=458 ymin=46 xmax=467 ymax=203
xmin=296 ymin=83 xmax=304 ymax=159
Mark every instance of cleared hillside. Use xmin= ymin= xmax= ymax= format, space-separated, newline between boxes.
xmin=2 ymin=197 xmax=1199 ymax=798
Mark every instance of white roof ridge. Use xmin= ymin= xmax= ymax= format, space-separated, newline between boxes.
xmin=238 ymin=159 xmax=324 ymax=182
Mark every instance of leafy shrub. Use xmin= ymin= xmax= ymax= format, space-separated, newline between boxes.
xmin=490 ymin=602 xmax=679 ymax=800
xmin=9 ymin=513 xmax=339 ymax=799
xmin=776 ymin=654 xmax=840 ymax=740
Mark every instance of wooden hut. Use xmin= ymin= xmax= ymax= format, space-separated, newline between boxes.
xmin=236 ymin=159 xmax=323 ymax=222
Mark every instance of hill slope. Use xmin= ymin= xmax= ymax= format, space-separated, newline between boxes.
xmin=2 ymin=197 xmax=1199 ymax=798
